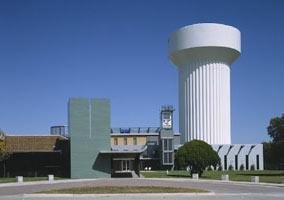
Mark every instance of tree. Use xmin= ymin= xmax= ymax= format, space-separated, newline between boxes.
xmin=267 ymin=140 xmax=284 ymax=169
xmin=0 ymin=130 xmax=10 ymax=177
xmin=175 ymin=140 xmax=220 ymax=177
xmin=267 ymin=114 xmax=284 ymax=143
xmin=264 ymin=114 xmax=284 ymax=169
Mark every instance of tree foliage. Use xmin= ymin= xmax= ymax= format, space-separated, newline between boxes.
xmin=0 ymin=130 xmax=10 ymax=162
xmin=175 ymin=140 xmax=220 ymax=177
xmin=267 ymin=114 xmax=284 ymax=143
xmin=264 ymin=114 xmax=284 ymax=169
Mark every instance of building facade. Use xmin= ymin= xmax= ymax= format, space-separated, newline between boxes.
xmin=68 ymin=98 xmax=263 ymax=178
xmin=69 ymin=98 xmax=111 ymax=178
xmin=0 ymin=135 xmax=69 ymax=177
xmin=0 ymin=23 xmax=264 ymax=179
xmin=212 ymin=144 xmax=264 ymax=171
xmin=0 ymin=99 xmax=263 ymax=178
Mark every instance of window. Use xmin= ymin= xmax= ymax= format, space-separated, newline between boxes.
xmin=124 ymin=137 xmax=127 ymax=145
xmin=163 ymin=152 xmax=173 ymax=164
xmin=122 ymin=160 xmax=130 ymax=171
xmin=163 ymin=139 xmax=173 ymax=151
xmin=235 ymin=155 xmax=238 ymax=170
xmin=133 ymin=137 xmax=137 ymax=145
xmin=114 ymin=138 xmax=118 ymax=145
xmin=168 ymin=139 xmax=173 ymax=150
xmin=163 ymin=153 xmax=168 ymax=164
xmin=224 ymin=155 xmax=227 ymax=170
xmin=168 ymin=152 xmax=173 ymax=163
xmin=256 ymin=155 xmax=260 ymax=170
xmin=163 ymin=140 xmax=168 ymax=150
xmin=162 ymin=139 xmax=174 ymax=165
xmin=245 ymin=155 xmax=249 ymax=170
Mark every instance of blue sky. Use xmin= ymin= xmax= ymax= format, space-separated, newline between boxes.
xmin=0 ymin=0 xmax=283 ymax=144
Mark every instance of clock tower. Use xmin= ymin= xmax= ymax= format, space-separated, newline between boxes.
xmin=160 ymin=105 xmax=175 ymax=168
xmin=161 ymin=106 xmax=174 ymax=130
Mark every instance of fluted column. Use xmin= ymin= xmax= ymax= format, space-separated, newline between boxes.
xmin=179 ymin=59 xmax=231 ymax=144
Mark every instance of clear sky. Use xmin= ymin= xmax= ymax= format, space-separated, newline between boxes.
xmin=0 ymin=0 xmax=283 ymax=144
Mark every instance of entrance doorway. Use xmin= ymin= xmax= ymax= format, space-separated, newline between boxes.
xmin=108 ymin=153 xmax=142 ymax=178
xmin=121 ymin=160 xmax=132 ymax=171
xmin=113 ymin=159 xmax=133 ymax=172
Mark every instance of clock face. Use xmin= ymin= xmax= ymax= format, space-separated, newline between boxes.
xmin=162 ymin=112 xmax=172 ymax=129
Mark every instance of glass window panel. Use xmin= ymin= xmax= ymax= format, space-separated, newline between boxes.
xmin=168 ymin=139 xmax=173 ymax=150
xmin=112 ymin=128 xmax=120 ymax=133
xmin=140 ymin=128 xmax=148 ymax=133
xmin=164 ymin=153 xmax=168 ymax=164
xmin=131 ymin=128 xmax=139 ymax=133
xmin=164 ymin=140 xmax=168 ymax=151
xmin=169 ymin=152 xmax=173 ymax=163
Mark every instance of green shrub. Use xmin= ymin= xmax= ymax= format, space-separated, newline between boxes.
xmin=250 ymin=165 xmax=255 ymax=171
xmin=240 ymin=164 xmax=245 ymax=171
xmin=175 ymin=140 xmax=220 ymax=177
xmin=228 ymin=165 xmax=233 ymax=170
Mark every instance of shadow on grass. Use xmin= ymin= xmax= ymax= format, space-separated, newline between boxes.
xmin=235 ymin=172 xmax=284 ymax=177
xmin=167 ymin=174 xmax=191 ymax=178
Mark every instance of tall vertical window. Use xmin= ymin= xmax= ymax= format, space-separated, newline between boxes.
xmin=256 ymin=155 xmax=260 ymax=170
xmin=114 ymin=138 xmax=118 ymax=145
xmin=235 ymin=155 xmax=238 ymax=170
xmin=163 ymin=153 xmax=169 ymax=164
xmin=245 ymin=155 xmax=249 ymax=170
xmin=163 ymin=139 xmax=173 ymax=151
xmin=162 ymin=139 xmax=174 ymax=165
xmin=124 ymin=137 xmax=127 ymax=145
xmin=224 ymin=155 xmax=227 ymax=170
xmin=163 ymin=140 xmax=168 ymax=150
xmin=168 ymin=139 xmax=172 ymax=150
xmin=168 ymin=152 xmax=173 ymax=163
xmin=133 ymin=137 xmax=137 ymax=145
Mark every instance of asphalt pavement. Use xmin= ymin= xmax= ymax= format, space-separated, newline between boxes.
xmin=0 ymin=178 xmax=283 ymax=200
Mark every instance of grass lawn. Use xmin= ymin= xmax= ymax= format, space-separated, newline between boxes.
xmin=141 ymin=170 xmax=284 ymax=184
xmin=39 ymin=186 xmax=208 ymax=194
xmin=0 ymin=177 xmax=65 ymax=184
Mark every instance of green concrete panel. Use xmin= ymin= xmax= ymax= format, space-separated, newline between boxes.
xmin=69 ymin=98 xmax=111 ymax=178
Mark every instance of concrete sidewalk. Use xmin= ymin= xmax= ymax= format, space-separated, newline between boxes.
xmin=0 ymin=178 xmax=283 ymax=197
xmin=1 ymin=193 xmax=284 ymax=200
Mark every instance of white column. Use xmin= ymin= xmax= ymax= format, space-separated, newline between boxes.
xmin=180 ymin=60 xmax=231 ymax=144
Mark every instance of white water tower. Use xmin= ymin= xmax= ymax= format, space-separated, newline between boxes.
xmin=168 ymin=23 xmax=241 ymax=144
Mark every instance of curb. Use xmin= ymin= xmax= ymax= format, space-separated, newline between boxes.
xmin=142 ymin=178 xmax=284 ymax=188
xmin=0 ymin=178 xmax=99 ymax=187
xmin=23 ymin=192 xmax=215 ymax=197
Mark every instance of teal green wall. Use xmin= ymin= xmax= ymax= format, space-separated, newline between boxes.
xmin=69 ymin=98 xmax=111 ymax=178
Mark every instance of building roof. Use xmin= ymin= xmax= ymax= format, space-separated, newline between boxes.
xmin=100 ymin=145 xmax=147 ymax=154
xmin=111 ymin=127 xmax=180 ymax=136
xmin=5 ymin=135 xmax=68 ymax=153
xmin=111 ymin=127 xmax=161 ymax=134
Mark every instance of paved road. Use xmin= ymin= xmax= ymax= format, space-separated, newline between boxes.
xmin=0 ymin=178 xmax=283 ymax=200
xmin=2 ymin=193 xmax=284 ymax=200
